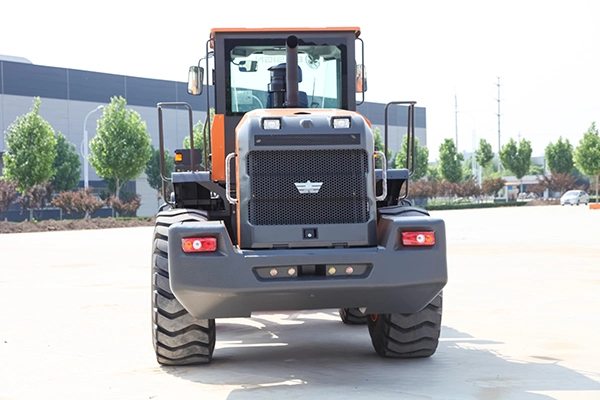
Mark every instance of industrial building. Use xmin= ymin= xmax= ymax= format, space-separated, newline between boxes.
xmin=0 ymin=57 xmax=426 ymax=217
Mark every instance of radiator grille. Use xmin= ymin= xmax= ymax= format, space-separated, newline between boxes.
xmin=247 ymin=149 xmax=370 ymax=225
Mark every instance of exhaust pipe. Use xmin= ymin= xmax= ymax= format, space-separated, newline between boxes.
xmin=285 ymin=35 xmax=299 ymax=108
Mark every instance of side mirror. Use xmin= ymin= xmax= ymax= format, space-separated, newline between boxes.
xmin=187 ymin=66 xmax=204 ymax=95
xmin=356 ymin=65 xmax=367 ymax=93
xmin=239 ymin=60 xmax=258 ymax=72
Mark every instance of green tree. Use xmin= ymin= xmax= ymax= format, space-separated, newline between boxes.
xmin=438 ymin=138 xmax=464 ymax=183
xmin=574 ymin=122 xmax=600 ymax=203
xmin=475 ymin=138 xmax=494 ymax=169
xmin=462 ymin=156 xmax=478 ymax=181
xmin=3 ymin=97 xmax=57 ymax=194
xmin=394 ymin=136 xmax=429 ymax=181
xmin=145 ymin=145 xmax=175 ymax=201
xmin=89 ymin=96 xmax=152 ymax=200
xmin=545 ymin=137 xmax=574 ymax=174
xmin=52 ymin=132 xmax=81 ymax=192
xmin=500 ymin=138 xmax=532 ymax=192
xmin=528 ymin=165 xmax=544 ymax=176
xmin=183 ymin=108 xmax=215 ymax=151
xmin=372 ymin=127 xmax=393 ymax=168
xmin=427 ymin=165 xmax=441 ymax=182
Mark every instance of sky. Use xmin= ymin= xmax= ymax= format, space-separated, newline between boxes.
xmin=1 ymin=0 xmax=599 ymax=161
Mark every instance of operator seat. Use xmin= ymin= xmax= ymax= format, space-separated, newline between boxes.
xmin=267 ymin=63 xmax=308 ymax=108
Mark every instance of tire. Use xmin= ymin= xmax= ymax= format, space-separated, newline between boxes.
xmin=152 ymin=208 xmax=216 ymax=365
xmin=367 ymin=293 xmax=442 ymax=358
xmin=339 ymin=308 xmax=368 ymax=325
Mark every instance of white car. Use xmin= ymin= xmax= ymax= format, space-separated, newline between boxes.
xmin=560 ymin=190 xmax=589 ymax=206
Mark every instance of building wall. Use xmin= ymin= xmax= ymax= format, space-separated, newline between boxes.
xmin=1 ymin=60 xmax=427 ymax=216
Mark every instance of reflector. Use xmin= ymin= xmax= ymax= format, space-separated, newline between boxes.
xmin=181 ymin=237 xmax=217 ymax=253
xmin=401 ymin=231 xmax=435 ymax=246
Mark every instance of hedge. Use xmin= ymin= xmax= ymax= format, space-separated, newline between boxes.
xmin=422 ymin=201 xmax=528 ymax=211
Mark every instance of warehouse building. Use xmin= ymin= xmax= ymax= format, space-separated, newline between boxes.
xmin=0 ymin=57 xmax=426 ymax=217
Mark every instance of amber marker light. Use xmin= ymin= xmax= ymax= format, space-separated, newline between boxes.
xmin=181 ymin=237 xmax=217 ymax=253
xmin=174 ymin=153 xmax=183 ymax=162
xmin=401 ymin=231 xmax=435 ymax=246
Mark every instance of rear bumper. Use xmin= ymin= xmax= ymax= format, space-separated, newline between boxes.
xmin=168 ymin=213 xmax=447 ymax=319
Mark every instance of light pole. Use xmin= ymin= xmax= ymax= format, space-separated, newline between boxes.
xmin=81 ymin=105 xmax=104 ymax=189
xmin=457 ymin=111 xmax=480 ymax=185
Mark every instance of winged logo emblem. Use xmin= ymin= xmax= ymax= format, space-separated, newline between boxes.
xmin=294 ymin=180 xmax=323 ymax=194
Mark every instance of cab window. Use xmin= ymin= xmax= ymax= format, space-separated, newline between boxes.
xmin=225 ymin=41 xmax=345 ymax=115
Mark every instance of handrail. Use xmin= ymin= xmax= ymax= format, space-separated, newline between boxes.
xmin=156 ymin=102 xmax=195 ymax=204
xmin=225 ymin=153 xmax=238 ymax=204
xmin=384 ymin=101 xmax=417 ymax=201
xmin=374 ymin=151 xmax=387 ymax=201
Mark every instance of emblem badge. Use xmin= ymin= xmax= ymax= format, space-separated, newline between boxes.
xmin=294 ymin=180 xmax=323 ymax=194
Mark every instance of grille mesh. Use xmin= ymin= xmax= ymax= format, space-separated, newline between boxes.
xmin=247 ymin=150 xmax=369 ymax=225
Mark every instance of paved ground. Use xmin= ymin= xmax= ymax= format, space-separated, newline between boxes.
xmin=1 ymin=205 xmax=599 ymax=399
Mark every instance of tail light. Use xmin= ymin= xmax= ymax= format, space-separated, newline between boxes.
xmin=401 ymin=231 xmax=435 ymax=246
xmin=182 ymin=237 xmax=217 ymax=253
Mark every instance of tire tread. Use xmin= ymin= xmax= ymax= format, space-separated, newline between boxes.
xmin=368 ymin=293 xmax=443 ymax=358
xmin=151 ymin=209 xmax=215 ymax=365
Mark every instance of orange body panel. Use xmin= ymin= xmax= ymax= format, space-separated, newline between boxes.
xmin=241 ymin=108 xmax=360 ymax=119
xmin=211 ymin=114 xmax=226 ymax=181
xmin=210 ymin=27 xmax=361 ymax=47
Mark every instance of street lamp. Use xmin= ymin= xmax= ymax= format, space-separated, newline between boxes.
xmin=81 ymin=105 xmax=104 ymax=189
xmin=457 ymin=111 xmax=479 ymax=185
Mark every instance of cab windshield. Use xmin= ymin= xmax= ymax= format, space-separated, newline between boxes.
xmin=227 ymin=43 xmax=344 ymax=115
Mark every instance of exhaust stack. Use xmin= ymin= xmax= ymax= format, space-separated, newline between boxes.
xmin=285 ymin=35 xmax=299 ymax=108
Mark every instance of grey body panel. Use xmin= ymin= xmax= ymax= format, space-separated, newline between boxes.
xmin=236 ymin=112 xmax=377 ymax=249
xmin=168 ymin=210 xmax=447 ymax=319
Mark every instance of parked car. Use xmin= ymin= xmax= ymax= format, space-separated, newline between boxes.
xmin=560 ymin=190 xmax=589 ymax=206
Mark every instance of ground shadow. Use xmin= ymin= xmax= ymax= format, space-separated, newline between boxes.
xmin=161 ymin=310 xmax=600 ymax=399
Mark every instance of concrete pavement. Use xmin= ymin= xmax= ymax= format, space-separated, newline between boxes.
xmin=1 ymin=205 xmax=599 ymax=399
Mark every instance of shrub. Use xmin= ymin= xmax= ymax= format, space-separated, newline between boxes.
xmin=458 ymin=179 xmax=481 ymax=198
xmin=438 ymin=181 xmax=460 ymax=199
xmin=0 ymin=179 xmax=19 ymax=212
xmin=107 ymin=194 xmax=141 ymax=217
xmin=51 ymin=188 xmax=105 ymax=217
xmin=538 ymin=173 xmax=578 ymax=194
xmin=482 ymin=178 xmax=506 ymax=197
xmin=409 ymin=179 xmax=436 ymax=199
xmin=51 ymin=191 xmax=76 ymax=215
xmin=19 ymin=181 xmax=53 ymax=212
xmin=424 ymin=201 xmax=527 ymax=211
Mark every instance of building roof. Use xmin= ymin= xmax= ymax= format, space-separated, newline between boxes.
xmin=502 ymin=175 xmax=543 ymax=185
xmin=0 ymin=55 xmax=32 ymax=64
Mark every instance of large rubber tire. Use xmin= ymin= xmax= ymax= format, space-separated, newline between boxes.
xmin=152 ymin=208 xmax=216 ymax=365
xmin=367 ymin=293 xmax=442 ymax=358
xmin=339 ymin=308 xmax=368 ymax=325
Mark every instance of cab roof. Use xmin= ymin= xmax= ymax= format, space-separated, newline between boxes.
xmin=210 ymin=27 xmax=361 ymax=39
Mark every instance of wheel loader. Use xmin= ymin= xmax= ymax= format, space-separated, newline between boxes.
xmin=152 ymin=27 xmax=447 ymax=364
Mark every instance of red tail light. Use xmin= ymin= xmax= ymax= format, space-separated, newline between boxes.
xmin=181 ymin=237 xmax=217 ymax=253
xmin=401 ymin=231 xmax=435 ymax=246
